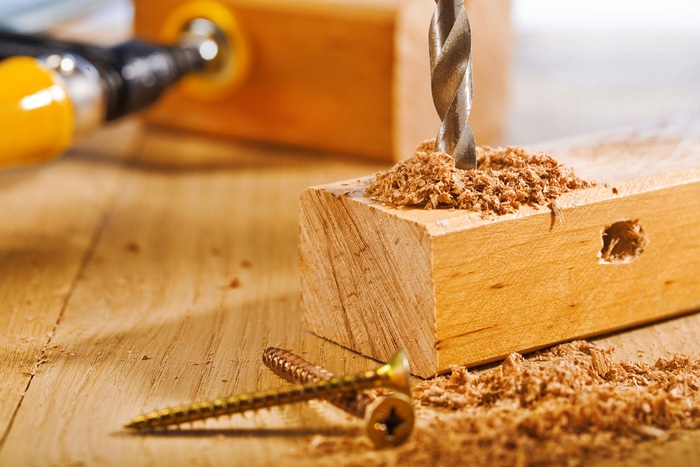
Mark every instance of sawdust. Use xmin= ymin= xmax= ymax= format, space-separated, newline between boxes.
xmin=365 ymin=141 xmax=595 ymax=215
xmin=300 ymin=341 xmax=700 ymax=466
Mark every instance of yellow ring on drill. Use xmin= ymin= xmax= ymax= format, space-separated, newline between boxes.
xmin=159 ymin=0 xmax=250 ymax=100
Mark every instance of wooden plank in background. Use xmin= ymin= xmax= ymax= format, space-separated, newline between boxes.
xmin=133 ymin=0 xmax=512 ymax=160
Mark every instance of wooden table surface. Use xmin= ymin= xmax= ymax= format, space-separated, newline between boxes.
xmin=1 ymin=117 xmax=700 ymax=466
xmin=0 ymin=121 xmax=387 ymax=465
xmin=2 ymin=5 xmax=700 ymax=466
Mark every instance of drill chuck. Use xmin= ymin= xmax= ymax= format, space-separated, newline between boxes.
xmin=97 ymin=39 xmax=203 ymax=121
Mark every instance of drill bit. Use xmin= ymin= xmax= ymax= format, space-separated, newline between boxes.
xmin=429 ymin=0 xmax=476 ymax=169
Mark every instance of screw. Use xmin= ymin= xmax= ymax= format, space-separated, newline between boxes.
xmin=263 ymin=347 xmax=415 ymax=447
xmin=263 ymin=347 xmax=372 ymax=418
xmin=124 ymin=349 xmax=411 ymax=431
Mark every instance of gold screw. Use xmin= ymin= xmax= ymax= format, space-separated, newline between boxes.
xmin=125 ymin=349 xmax=411 ymax=431
xmin=263 ymin=347 xmax=415 ymax=447
xmin=263 ymin=347 xmax=372 ymax=418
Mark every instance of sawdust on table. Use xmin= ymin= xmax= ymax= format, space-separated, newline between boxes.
xmin=365 ymin=141 xmax=596 ymax=215
xmin=300 ymin=341 xmax=700 ymax=466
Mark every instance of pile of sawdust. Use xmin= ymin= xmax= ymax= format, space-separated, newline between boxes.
xmin=410 ymin=341 xmax=700 ymax=465
xmin=365 ymin=141 xmax=595 ymax=215
xmin=301 ymin=341 xmax=700 ymax=466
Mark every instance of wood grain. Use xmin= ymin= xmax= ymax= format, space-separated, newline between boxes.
xmin=0 ymin=121 xmax=138 ymax=440
xmin=299 ymin=120 xmax=700 ymax=377
xmin=0 ymin=125 xmax=381 ymax=466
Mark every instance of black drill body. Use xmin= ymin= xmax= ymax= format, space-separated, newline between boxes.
xmin=0 ymin=30 xmax=201 ymax=121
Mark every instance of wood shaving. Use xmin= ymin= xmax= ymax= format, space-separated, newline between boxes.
xmin=300 ymin=341 xmax=700 ymax=466
xmin=365 ymin=141 xmax=595 ymax=215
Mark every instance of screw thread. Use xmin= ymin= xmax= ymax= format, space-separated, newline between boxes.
xmin=262 ymin=347 xmax=373 ymax=419
xmin=125 ymin=359 xmax=394 ymax=430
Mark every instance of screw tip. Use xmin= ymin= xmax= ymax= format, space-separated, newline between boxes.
xmin=123 ymin=420 xmax=140 ymax=430
xmin=124 ymin=414 xmax=153 ymax=430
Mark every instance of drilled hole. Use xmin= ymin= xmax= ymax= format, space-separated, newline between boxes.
xmin=598 ymin=220 xmax=648 ymax=264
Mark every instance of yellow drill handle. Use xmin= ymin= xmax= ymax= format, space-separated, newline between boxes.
xmin=0 ymin=56 xmax=75 ymax=169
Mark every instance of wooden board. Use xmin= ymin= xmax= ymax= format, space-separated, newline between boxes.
xmin=132 ymin=0 xmax=512 ymax=161
xmin=299 ymin=120 xmax=700 ymax=377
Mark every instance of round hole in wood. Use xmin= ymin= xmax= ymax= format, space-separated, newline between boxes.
xmin=598 ymin=219 xmax=648 ymax=264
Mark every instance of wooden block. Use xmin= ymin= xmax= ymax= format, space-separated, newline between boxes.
xmin=132 ymin=0 xmax=511 ymax=161
xmin=299 ymin=121 xmax=700 ymax=377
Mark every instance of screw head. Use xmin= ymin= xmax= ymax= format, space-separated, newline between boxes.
xmin=364 ymin=393 xmax=414 ymax=448
xmin=377 ymin=349 xmax=411 ymax=396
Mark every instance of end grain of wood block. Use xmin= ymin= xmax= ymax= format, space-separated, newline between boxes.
xmin=132 ymin=0 xmax=511 ymax=161
xmin=299 ymin=121 xmax=700 ymax=377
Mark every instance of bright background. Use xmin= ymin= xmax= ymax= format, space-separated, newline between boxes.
xmin=506 ymin=0 xmax=700 ymax=143
xmin=513 ymin=0 xmax=700 ymax=34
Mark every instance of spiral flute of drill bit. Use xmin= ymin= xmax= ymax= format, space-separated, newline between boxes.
xmin=263 ymin=347 xmax=374 ymax=418
xmin=429 ymin=0 xmax=476 ymax=169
